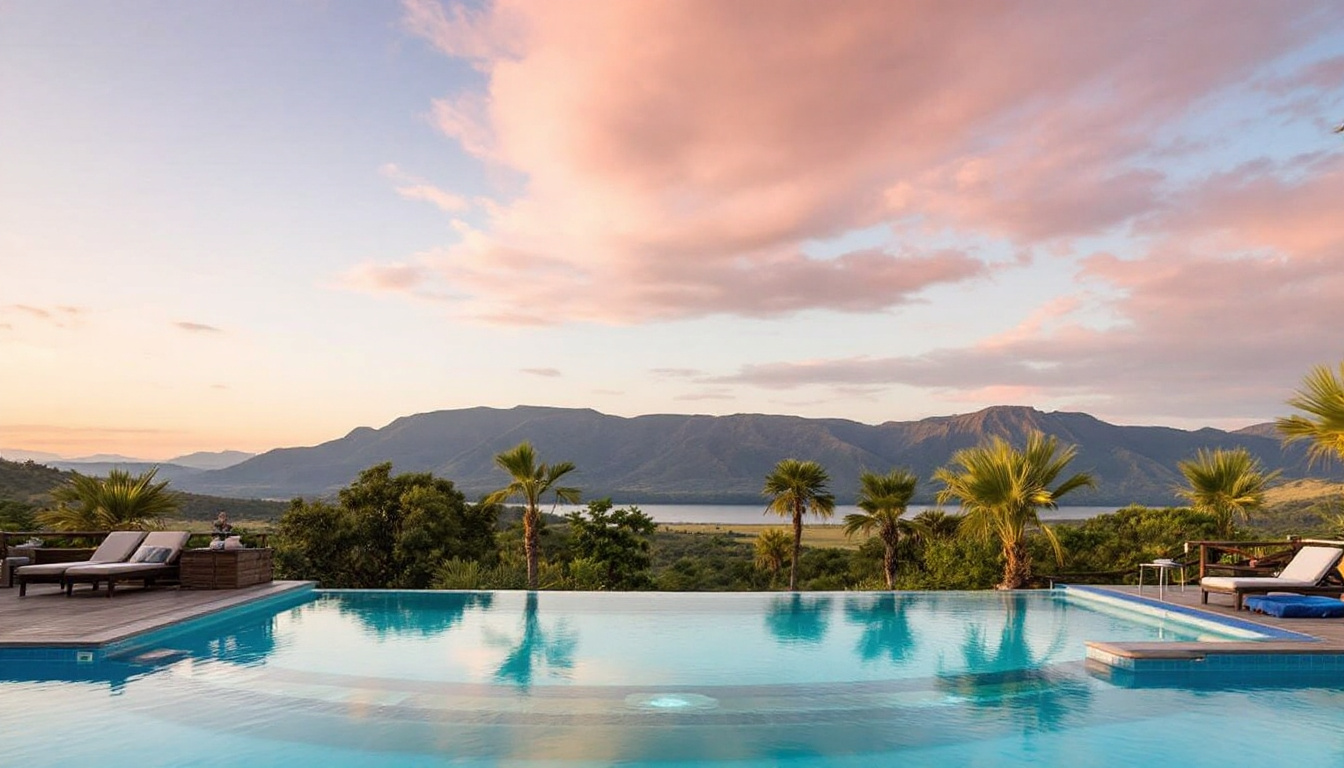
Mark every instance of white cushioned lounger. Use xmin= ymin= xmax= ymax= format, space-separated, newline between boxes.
xmin=1200 ymin=545 xmax=1344 ymax=609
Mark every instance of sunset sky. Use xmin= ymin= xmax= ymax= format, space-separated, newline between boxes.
xmin=3 ymin=1 xmax=1343 ymax=460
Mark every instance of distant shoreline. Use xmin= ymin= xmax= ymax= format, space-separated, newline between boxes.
xmin=552 ymin=503 xmax=1116 ymax=525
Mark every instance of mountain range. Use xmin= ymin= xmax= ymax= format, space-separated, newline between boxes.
xmin=97 ymin=405 xmax=1338 ymax=506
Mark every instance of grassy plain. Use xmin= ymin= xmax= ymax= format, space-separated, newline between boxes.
xmin=1264 ymin=478 xmax=1344 ymax=505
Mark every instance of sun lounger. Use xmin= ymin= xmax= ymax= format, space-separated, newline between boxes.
xmin=1244 ymin=594 xmax=1344 ymax=618
xmin=63 ymin=531 xmax=191 ymax=598
xmin=15 ymin=531 xmax=147 ymax=597
xmin=1200 ymin=545 xmax=1344 ymax=610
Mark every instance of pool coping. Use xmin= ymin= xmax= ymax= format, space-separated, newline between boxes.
xmin=1063 ymin=585 xmax=1344 ymax=673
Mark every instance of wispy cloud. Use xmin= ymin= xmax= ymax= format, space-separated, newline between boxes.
xmin=521 ymin=367 xmax=561 ymax=377
xmin=717 ymin=153 xmax=1344 ymax=423
xmin=674 ymin=390 xmax=736 ymax=402
xmin=380 ymin=163 xmax=469 ymax=212
xmin=175 ymin=321 xmax=222 ymax=333
xmin=650 ymin=368 xmax=704 ymax=378
xmin=7 ymin=304 xmax=84 ymax=328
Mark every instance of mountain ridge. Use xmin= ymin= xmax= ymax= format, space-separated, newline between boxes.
xmin=158 ymin=405 xmax=1335 ymax=505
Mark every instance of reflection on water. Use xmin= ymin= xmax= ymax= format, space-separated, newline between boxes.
xmin=333 ymin=590 xmax=494 ymax=638
xmin=937 ymin=592 xmax=1091 ymax=733
xmin=765 ymin=594 xmax=832 ymax=644
xmin=488 ymin=592 xmax=577 ymax=688
xmin=843 ymin=593 xmax=915 ymax=663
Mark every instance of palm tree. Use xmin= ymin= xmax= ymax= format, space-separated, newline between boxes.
xmin=843 ymin=469 xmax=919 ymax=589
xmin=36 ymin=467 xmax=179 ymax=531
xmin=484 ymin=442 xmax=580 ymax=590
xmin=1176 ymin=447 xmax=1278 ymax=538
xmin=1276 ymin=361 xmax=1344 ymax=467
xmin=934 ymin=432 xmax=1094 ymax=590
xmin=910 ymin=509 xmax=962 ymax=541
xmin=753 ymin=528 xmax=792 ymax=587
xmin=762 ymin=459 xmax=835 ymax=591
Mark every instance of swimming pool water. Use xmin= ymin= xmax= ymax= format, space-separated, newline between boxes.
xmin=3 ymin=590 xmax=1343 ymax=767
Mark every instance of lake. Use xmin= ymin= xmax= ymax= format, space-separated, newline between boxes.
xmin=552 ymin=503 xmax=1118 ymax=524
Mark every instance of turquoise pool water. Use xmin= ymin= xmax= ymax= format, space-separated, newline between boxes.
xmin=2 ymin=590 xmax=1344 ymax=767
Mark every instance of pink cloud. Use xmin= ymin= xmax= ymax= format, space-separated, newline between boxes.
xmin=338 ymin=261 xmax=435 ymax=293
xmin=380 ymin=163 xmax=470 ymax=212
xmin=719 ymin=152 xmax=1344 ymax=421
xmin=381 ymin=1 xmax=1343 ymax=328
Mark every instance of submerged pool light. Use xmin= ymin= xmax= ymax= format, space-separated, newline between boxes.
xmin=625 ymin=692 xmax=718 ymax=711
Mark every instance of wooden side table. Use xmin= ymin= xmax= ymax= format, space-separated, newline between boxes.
xmin=180 ymin=548 xmax=274 ymax=589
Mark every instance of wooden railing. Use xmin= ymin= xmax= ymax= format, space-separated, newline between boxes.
xmin=2 ymin=529 xmax=270 ymax=558
xmin=1187 ymin=539 xmax=1305 ymax=579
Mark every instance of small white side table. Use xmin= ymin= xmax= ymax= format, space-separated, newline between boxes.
xmin=1138 ymin=561 xmax=1187 ymax=601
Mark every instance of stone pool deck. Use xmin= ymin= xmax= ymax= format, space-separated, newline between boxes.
xmin=0 ymin=580 xmax=313 ymax=647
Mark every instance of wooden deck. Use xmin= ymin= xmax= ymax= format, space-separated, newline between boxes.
xmin=0 ymin=580 xmax=313 ymax=647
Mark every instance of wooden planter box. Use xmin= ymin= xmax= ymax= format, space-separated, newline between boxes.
xmin=180 ymin=548 xmax=274 ymax=589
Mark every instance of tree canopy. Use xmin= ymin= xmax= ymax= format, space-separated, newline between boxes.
xmin=485 ymin=442 xmax=580 ymax=589
xmin=274 ymin=463 xmax=497 ymax=588
xmin=763 ymin=458 xmax=836 ymax=591
xmin=934 ymin=432 xmax=1094 ymax=589
xmin=36 ymin=467 xmax=180 ymax=531
xmin=1176 ymin=447 xmax=1278 ymax=539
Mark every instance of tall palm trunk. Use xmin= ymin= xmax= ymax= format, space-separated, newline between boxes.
xmin=881 ymin=529 xmax=900 ymax=589
xmin=524 ymin=507 xmax=540 ymax=589
xmin=1000 ymin=541 xmax=1031 ymax=590
xmin=790 ymin=503 xmax=803 ymax=591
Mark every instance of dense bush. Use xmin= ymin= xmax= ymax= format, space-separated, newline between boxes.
xmin=274 ymin=463 xmax=497 ymax=588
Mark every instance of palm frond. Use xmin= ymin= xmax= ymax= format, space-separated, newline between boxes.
xmin=1277 ymin=362 xmax=1344 ymax=467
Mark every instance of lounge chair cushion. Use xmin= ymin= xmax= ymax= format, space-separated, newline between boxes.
xmin=65 ymin=531 xmax=190 ymax=579
xmin=14 ymin=531 xmax=148 ymax=579
xmin=66 ymin=561 xmax=173 ymax=576
xmin=1201 ymin=576 xmax=1321 ymax=590
xmin=13 ymin=562 xmax=75 ymax=578
xmin=89 ymin=531 xmax=150 ymax=563
xmin=1202 ymin=546 xmax=1344 ymax=590
xmin=131 ymin=546 xmax=173 ymax=564
xmin=1277 ymin=546 xmax=1344 ymax=582
xmin=1245 ymin=594 xmax=1344 ymax=618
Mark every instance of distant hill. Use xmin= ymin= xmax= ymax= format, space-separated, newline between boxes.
xmin=0 ymin=449 xmax=63 ymax=464
xmin=172 ymin=405 xmax=1342 ymax=505
xmin=167 ymin=450 xmax=255 ymax=470
xmin=48 ymin=461 xmax=205 ymax=486
xmin=0 ymin=458 xmax=286 ymax=523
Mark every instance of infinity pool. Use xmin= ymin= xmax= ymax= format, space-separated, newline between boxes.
xmin=3 ymin=590 xmax=1343 ymax=767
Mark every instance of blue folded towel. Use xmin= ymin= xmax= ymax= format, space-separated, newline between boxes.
xmin=1244 ymin=594 xmax=1344 ymax=618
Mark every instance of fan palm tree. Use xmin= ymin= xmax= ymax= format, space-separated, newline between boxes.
xmin=934 ymin=432 xmax=1094 ymax=590
xmin=910 ymin=509 xmax=962 ymax=541
xmin=843 ymin=469 xmax=919 ymax=589
xmin=1276 ymin=361 xmax=1344 ymax=467
xmin=763 ymin=459 xmax=835 ymax=591
xmin=753 ymin=528 xmax=792 ymax=587
xmin=36 ymin=467 xmax=179 ymax=531
xmin=484 ymin=442 xmax=580 ymax=590
xmin=1176 ymin=447 xmax=1278 ymax=538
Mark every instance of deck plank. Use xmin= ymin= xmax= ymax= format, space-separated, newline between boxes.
xmin=0 ymin=580 xmax=313 ymax=647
